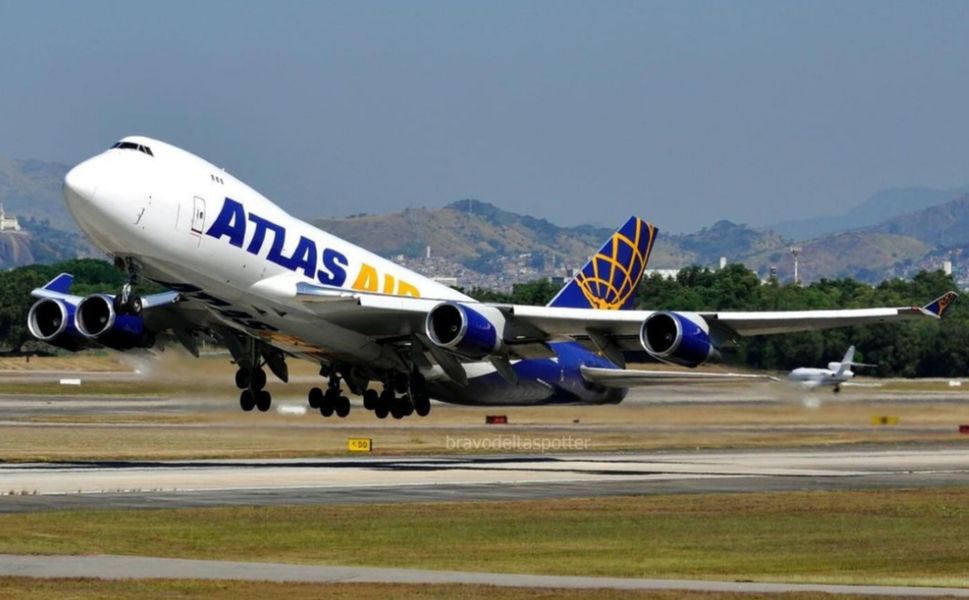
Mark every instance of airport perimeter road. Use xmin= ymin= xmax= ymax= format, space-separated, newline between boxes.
xmin=0 ymin=554 xmax=966 ymax=597
xmin=2 ymin=447 xmax=969 ymax=513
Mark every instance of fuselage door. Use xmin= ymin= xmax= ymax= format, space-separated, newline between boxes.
xmin=191 ymin=196 xmax=206 ymax=235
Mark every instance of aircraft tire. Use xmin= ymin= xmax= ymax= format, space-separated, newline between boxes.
xmin=113 ymin=294 xmax=128 ymax=316
xmin=240 ymin=389 xmax=256 ymax=412
xmin=378 ymin=389 xmax=394 ymax=411
xmin=336 ymin=396 xmax=351 ymax=418
xmin=410 ymin=371 xmax=426 ymax=394
xmin=250 ymin=368 xmax=267 ymax=391
xmin=320 ymin=402 xmax=335 ymax=417
xmin=308 ymin=387 xmax=323 ymax=409
xmin=375 ymin=405 xmax=389 ymax=419
xmin=393 ymin=373 xmax=408 ymax=394
xmin=391 ymin=405 xmax=405 ymax=419
xmin=414 ymin=394 xmax=431 ymax=417
xmin=127 ymin=294 xmax=143 ymax=316
xmin=235 ymin=368 xmax=250 ymax=390
xmin=363 ymin=389 xmax=378 ymax=411
xmin=256 ymin=390 xmax=272 ymax=412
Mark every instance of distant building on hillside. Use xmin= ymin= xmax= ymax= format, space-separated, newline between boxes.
xmin=0 ymin=204 xmax=21 ymax=231
xmin=644 ymin=269 xmax=679 ymax=279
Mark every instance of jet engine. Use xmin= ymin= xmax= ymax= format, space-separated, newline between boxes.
xmin=27 ymin=298 xmax=94 ymax=351
xmin=425 ymin=302 xmax=504 ymax=359
xmin=640 ymin=311 xmax=720 ymax=367
xmin=74 ymin=294 xmax=154 ymax=350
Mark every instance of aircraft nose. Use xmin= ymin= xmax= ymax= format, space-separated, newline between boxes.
xmin=62 ymin=159 xmax=100 ymax=205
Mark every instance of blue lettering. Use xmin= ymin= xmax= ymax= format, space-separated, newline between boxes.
xmin=206 ymin=198 xmax=351 ymax=289
xmin=287 ymin=236 xmax=318 ymax=279
xmin=318 ymin=248 xmax=348 ymax=286
xmin=246 ymin=213 xmax=285 ymax=258
xmin=205 ymin=198 xmax=246 ymax=248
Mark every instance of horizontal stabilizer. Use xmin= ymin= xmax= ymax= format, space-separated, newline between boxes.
xmin=43 ymin=273 xmax=74 ymax=294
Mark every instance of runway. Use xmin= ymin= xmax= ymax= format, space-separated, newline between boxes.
xmin=3 ymin=447 xmax=969 ymax=513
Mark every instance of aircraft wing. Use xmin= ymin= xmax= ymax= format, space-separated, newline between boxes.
xmin=580 ymin=366 xmax=779 ymax=387
xmin=296 ymin=285 xmax=958 ymax=357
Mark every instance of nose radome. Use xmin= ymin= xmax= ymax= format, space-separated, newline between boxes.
xmin=62 ymin=159 xmax=99 ymax=204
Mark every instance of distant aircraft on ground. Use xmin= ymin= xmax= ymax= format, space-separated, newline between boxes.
xmin=787 ymin=346 xmax=877 ymax=392
xmin=27 ymin=136 xmax=959 ymax=418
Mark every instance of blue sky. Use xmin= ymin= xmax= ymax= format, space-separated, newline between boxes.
xmin=2 ymin=1 xmax=968 ymax=233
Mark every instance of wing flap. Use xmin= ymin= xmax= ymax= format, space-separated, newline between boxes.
xmin=581 ymin=366 xmax=778 ymax=388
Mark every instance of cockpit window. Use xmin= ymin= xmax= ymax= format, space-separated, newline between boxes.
xmin=109 ymin=141 xmax=153 ymax=156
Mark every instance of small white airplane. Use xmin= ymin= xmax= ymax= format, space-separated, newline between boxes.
xmin=26 ymin=136 xmax=958 ymax=419
xmin=788 ymin=346 xmax=876 ymax=392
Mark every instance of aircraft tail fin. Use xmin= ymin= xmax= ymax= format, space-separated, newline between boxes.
xmin=835 ymin=346 xmax=855 ymax=377
xmin=546 ymin=216 xmax=657 ymax=310
xmin=921 ymin=291 xmax=959 ymax=318
xmin=41 ymin=273 xmax=74 ymax=294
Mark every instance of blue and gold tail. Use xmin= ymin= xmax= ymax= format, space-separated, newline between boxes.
xmin=547 ymin=216 xmax=657 ymax=310
xmin=921 ymin=291 xmax=958 ymax=318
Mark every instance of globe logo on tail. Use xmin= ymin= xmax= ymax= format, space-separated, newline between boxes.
xmin=574 ymin=220 xmax=655 ymax=310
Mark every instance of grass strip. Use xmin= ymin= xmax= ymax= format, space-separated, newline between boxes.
xmin=1 ymin=489 xmax=968 ymax=587
xmin=0 ymin=578 xmax=918 ymax=600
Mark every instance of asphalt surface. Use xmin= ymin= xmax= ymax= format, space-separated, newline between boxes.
xmin=2 ymin=447 xmax=969 ymax=513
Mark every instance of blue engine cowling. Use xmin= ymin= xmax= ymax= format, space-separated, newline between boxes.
xmin=74 ymin=295 xmax=154 ymax=350
xmin=426 ymin=302 xmax=502 ymax=359
xmin=27 ymin=298 xmax=96 ymax=351
xmin=640 ymin=311 xmax=720 ymax=367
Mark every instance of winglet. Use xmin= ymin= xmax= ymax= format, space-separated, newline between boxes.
xmin=921 ymin=291 xmax=958 ymax=318
xmin=42 ymin=273 xmax=74 ymax=294
xmin=547 ymin=216 xmax=657 ymax=310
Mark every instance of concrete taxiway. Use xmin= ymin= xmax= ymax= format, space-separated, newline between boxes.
xmin=2 ymin=447 xmax=969 ymax=513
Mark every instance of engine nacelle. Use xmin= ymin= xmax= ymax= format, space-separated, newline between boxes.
xmin=74 ymin=295 xmax=154 ymax=350
xmin=425 ymin=302 xmax=504 ymax=359
xmin=27 ymin=298 xmax=94 ymax=351
xmin=640 ymin=311 xmax=720 ymax=367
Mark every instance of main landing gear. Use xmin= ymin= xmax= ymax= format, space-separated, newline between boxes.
xmin=306 ymin=368 xmax=432 ymax=420
xmin=237 ymin=365 xmax=272 ymax=412
xmin=358 ymin=370 xmax=430 ymax=420
xmin=307 ymin=371 xmax=351 ymax=418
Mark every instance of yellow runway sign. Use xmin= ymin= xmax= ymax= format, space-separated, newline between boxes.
xmin=348 ymin=438 xmax=372 ymax=452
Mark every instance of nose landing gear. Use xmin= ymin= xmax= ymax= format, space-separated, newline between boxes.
xmin=112 ymin=257 xmax=143 ymax=316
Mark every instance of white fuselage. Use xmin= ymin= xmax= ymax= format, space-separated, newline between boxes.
xmin=62 ymin=136 xmax=471 ymax=369
xmin=787 ymin=367 xmax=852 ymax=388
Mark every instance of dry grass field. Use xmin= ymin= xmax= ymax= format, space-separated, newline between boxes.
xmin=1 ymin=353 xmax=968 ymax=461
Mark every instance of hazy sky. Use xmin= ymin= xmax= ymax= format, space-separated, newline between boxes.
xmin=2 ymin=1 xmax=969 ymax=233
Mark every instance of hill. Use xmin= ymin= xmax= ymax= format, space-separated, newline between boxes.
xmin=0 ymin=157 xmax=76 ymax=231
xmin=313 ymin=199 xmax=701 ymax=274
xmin=867 ymin=194 xmax=969 ymax=247
xmin=770 ymin=185 xmax=969 ymax=240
